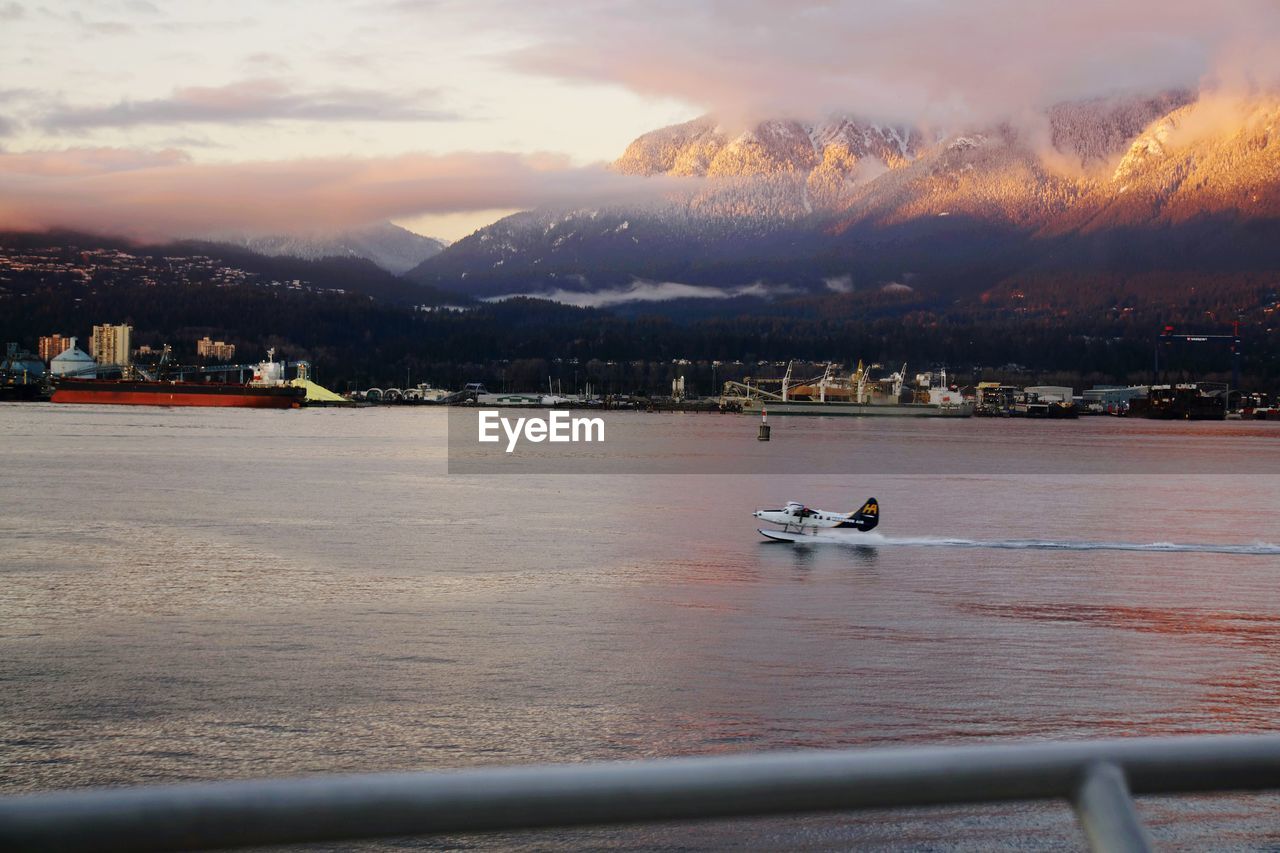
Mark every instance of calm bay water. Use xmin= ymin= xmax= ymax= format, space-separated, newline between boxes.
xmin=3 ymin=404 xmax=1280 ymax=849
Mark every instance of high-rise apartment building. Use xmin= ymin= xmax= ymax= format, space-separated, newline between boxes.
xmin=196 ymin=337 xmax=236 ymax=361
xmin=38 ymin=334 xmax=73 ymax=363
xmin=90 ymin=324 xmax=132 ymax=366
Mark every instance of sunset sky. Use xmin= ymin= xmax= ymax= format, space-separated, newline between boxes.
xmin=2 ymin=0 xmax=1277 ymax=240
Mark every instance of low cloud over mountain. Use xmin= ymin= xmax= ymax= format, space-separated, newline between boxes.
xmin=487 ymin=279 xmax=801 ymax=309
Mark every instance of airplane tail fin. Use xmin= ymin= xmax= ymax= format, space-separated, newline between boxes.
xmin=850 ymin=497 xmax=879 ymax=531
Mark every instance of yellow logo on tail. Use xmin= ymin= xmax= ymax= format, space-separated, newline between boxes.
xmin=859 ymin=501 xmax=877 ymax=516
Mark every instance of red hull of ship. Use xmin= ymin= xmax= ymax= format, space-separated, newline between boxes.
xmin=52 ymin=382 xmax=303 ymax=409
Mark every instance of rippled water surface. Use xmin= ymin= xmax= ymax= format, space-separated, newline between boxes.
xmin=3 ymin=404 xmax=1280 ymax=850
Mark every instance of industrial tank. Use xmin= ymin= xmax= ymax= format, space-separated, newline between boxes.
xmin=51 ymin=338 xmax=97 ymax=377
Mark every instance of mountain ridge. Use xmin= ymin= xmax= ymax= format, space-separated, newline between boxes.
xmin=406 ymin=89 xmax=1280 ymax=308
xmin=215 ymin=221 xmax=447 ymax=275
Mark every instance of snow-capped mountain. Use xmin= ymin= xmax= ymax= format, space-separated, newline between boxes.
xmin=1049 ymin=95 xmax=1280 ymax=232
xmin=407 ymin=91 xmax=1280 ymax=304
xmin=613 ymin=115 xmax=920 ymax=219
xmin=225 ymin=221 xmax=446 ymax=275
xmin=615 ymin=116 xmax=916 ymax=178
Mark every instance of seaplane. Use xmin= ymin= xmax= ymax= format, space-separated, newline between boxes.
xmin=754 ymin=498 xmax=879 ymax=542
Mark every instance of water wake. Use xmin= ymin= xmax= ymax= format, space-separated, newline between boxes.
xmin=852 ymin=533 xmax=1280 ymax=556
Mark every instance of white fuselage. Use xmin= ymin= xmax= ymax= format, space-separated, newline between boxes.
xmin=753 ymin=502 xmax=851 ymax=529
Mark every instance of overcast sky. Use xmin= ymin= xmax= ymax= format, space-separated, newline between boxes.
xmin=1 ymin=0 xmax=1276 ymax=240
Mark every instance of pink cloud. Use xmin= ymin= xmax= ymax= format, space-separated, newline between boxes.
xmin=0 ymin=147 xmax=190 ymax=177
xmin=40 ymin=79 xmax=458 ymax=130
xmin=489 ymin=0 xmax=1280 ymax=127
xmin=0 ymin=147 xmax=683 ymax=239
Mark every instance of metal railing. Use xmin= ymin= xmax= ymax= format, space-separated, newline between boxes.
xmin=3 ymin=735 xmax=1280 ymax=853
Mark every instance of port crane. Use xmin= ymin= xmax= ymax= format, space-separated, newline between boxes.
xmin=720 ymin=360 xmax=905 ymax=406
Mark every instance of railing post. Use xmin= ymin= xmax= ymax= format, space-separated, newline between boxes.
xmin=1073 ymin=762 xmax=1152 ymax=853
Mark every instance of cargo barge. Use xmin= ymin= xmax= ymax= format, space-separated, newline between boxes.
xmin=728 ymin=361 xmax=973 ymax=418
xmin=52 ymin=347 xmax=306 ymax=409
xmin=52 ymin=379 xmax=304 ymax=408
xmin=741 ymin=399 xmax=972 ymax=417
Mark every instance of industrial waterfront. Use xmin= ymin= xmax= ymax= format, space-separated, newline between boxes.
xmin=5 ymin=328 xmax=1274 ymax=420
xmin=2 ymin=405 xmax=1280 ymax=848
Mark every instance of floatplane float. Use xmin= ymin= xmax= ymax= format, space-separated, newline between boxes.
xmin=754 ymin=498 xmax=879 ymax=542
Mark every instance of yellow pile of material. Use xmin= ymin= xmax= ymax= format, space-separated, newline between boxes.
xmin=289 ymin=378 xmax=354 ymax=406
